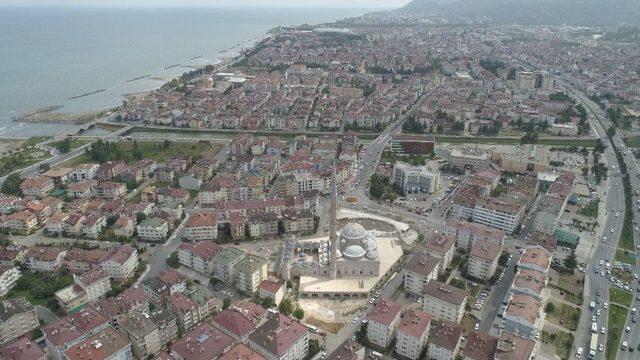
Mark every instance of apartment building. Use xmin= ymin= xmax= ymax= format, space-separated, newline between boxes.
xmin=395 ymin=309 xmax=432 ymax=360
xmin=258 ymin=278 xmax=286 ymax=306
xmin=511 ymin=268 xmax=546 ymax=301
xmin=178 ymin=241 xmax=222 ymax=275
xmin=63 ymin=327 xmax=133 ymax=360
xmin=70 ymin=164 xmax=100 ymax=181
xmin=403 ymin=254 xmax=439 ymax=296
xmin=26 ymin=247 xmax=67 ymax=272
xmin=443 ymin=218 xmax=505 ymax=250
xmin=0 ymin=298 xmax=39 ymax=345
xmin=55 ymin=269 xmax=111 ymax=313
xmin=473 ymin=197 xmax=525 ymax=234
xmin=212 ymin=308 xmax=257 ymax=341
xmin=1 ymin=336 xmax=46 ymax=360
xmin=518 ymin=245 xmax=551 ymax=276
xmin=184 ymin=212 xmax=218 ymax=241
xmin=422 ymin=280 xmax=467 ymax=323
xmin=118 ymin=311 xmax=162 ymax=359
xmin=20 ymin=176 xmax=54 ymax=197
xmin=366 ymin=298 xmax=401 ymax=349
xmin=422 ymin=234 xmax=456 ymax=271
xmin=234 ymin=255 xmax=268 ymax=295
xmin=43 ymin=306 xmax=110 ymax=360
xmin=0 ymin=266 xmax=20 ymax=296
xmin=168 ymin=292 xmax=215 ymax=331
xmin=467 ymin=240 xmax=502 ymax=281
xmin=248 ymin=313 xmax=309 ymax=360
xmin=212 ymin=247 xmax=245 ymax=283
xmin=136 ymin=217 xmax=169 ymax=242
xmin=327 ymin=339 xmax=364 ymax=360
xmin=446 ymin=148 xmax=491 ymax=172
xmin=495 ymin=331 xmax=535 ymax=360
xmin=94 ymin=182 xmax=127 ymax=199
xmin=170 ymin=321 xmax=234 ymax=360
xmin=502 ymin=294 xmax=541 ymax=339
xmin=393 ymin=162 xmax=440 ymax=194
xmin=101 ymin=245 xmax=139 ymax=280
xmin=463 ymin=331 xmax=498 ymax=360
xmin=427 ymin=319 xmax=464 ymax=360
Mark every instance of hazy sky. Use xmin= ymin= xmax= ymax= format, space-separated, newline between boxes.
xmin=0 ymin=0 xmax=411 ymax=8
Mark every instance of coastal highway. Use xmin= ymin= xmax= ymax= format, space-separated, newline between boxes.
xmin=559 ymin=80 xmax=638 ymax=359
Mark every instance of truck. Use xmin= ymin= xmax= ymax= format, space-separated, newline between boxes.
xmin=589 ymin=333 xmax=598 ymax=359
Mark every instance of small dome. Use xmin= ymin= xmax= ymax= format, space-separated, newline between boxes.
xmin=340 ymin=223 xmax=367 ymax=241
xmin=342 ymin=245 xmax=366 ymax=259
xmin=366 ymin=249 xmax=379 ymax=260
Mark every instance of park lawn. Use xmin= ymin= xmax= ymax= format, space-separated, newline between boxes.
xmin=63 ymin=140 xmax=222 ymax=168
xmin=609 ymin=288 xmax=633 ymax=308
xmin=6 ymin=270 xmax=73 ymax=309
xmin=547 ymin=302 xmax=580 ymax=331
xmin=21 ymin=136 xmax=52 ymax=148
xmin=614 ymin=248 xmax=636 ymax=266
xmin=605 ymin=304 xmax=628 ymax=360
xmin=624 ymin=136 xmax=640 ymax=148
xmin=50 ymin=138 xmax=91 ymax=151
xmin=0 ymin=147 xmax=51 ymax=177
xmin=97 ymin=123 xmax=125 ymax=132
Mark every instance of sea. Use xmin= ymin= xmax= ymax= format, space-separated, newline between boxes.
xmin=0 ymin=6 xmax=374 ymax=138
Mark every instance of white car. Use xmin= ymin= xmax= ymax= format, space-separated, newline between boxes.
xmin=600 ymin=327 xmax=605 ymax=334
xmin=611 ymin=228 xmax=615 ymax=233
xmin=600 ymin=260 xmax=604 ymax=266
xmin=604 ymin=302 xmax=609 ymax=309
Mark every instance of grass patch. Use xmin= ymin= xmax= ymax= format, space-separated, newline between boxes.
xmin=609 ymin=288 xmax=633 ymax=308
xmin=460 ymin=313 xmax=478 ymax=337
xmin=614 ymin=248 xmax=636 ymax=266
xmin=612 ymin=268 xmax=635 ymax=283
xmin=0 ymin=147 xmax=51 ymax=177
xmin=63 ymin=140 xmax=222 ymax=167
xmin=7 ymin=270 xmax=73 ymax=310
xmin=605 ymin=304 xmax=628 ymax=360
xmin=624 ymin=135 xmax=640 ymax=148
xmin=546 ymin=302 xmax=580 ymax=331
xmin=564 ymin=292 xmax=584 ymax=306
xmin=50 ymin=138 xmax=90 ymax=151
xmin=577 ymin=200 xmax=599 ymax=218
xmin=96 ymin=123 xmax=125 ymax=132
xmin=22 ymin=136 xmax=52 ymax=148
xmin=541 ymin=330 xmax=574 ymax=360
xmin=434 ymin=135 xmax=597 ymax=147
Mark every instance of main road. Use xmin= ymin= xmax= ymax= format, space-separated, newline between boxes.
xmin=560 ymin=80 xmax=639 ymax=359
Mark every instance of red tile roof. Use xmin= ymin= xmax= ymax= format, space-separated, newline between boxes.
xmin=171 ymin=321 xmax=234 ymax=360
xmin=212 ymin=308 xmax=256 ymax=337
xmin=367 ymin=298 xmax=401 ymax=327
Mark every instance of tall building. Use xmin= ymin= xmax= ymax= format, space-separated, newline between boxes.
xmin=427 ymin=320 xmax=463 ymax=360
xmin=0 ymin=298 xmax=39 ymax=345
xmin=422 ymin=280 xmax=467 ymax=323
xmin=393 ymin=162 xmax=440 ymax=194
xmin=395 ymin=309 xmax=432 ymax=360
xmin=366 ymin=298 xmax=401 ymax=349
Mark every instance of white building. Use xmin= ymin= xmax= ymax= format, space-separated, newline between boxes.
xmin=393 ymin=162 xmax=440 ymax=194
xmin=473 ymin=197 xmax=526 ymax=233
xmin=443 ymin=218 xmax=506 ymax=250
xmin=427 ymin=319 xmax=464 ymax=360
xmin=422 ymin=280 xmax=467 ymax=323
xmin=366 ymin=298 xmax=401 ymax=349
xmin=70 ymin=164 xmax=99 ymax=181
xmin=422 ymin=234 xmax=456 ymax=272
xmin=101 ymin=245 xmax=139 ymax=280
xmin=234 ymin=255 xmax=268 ymax=295
xmin=467 ymin=240 xmax=502 ymax=281
xmin=0 ymin=266 xmax=20 ymax=297
xmin=184 ymin=212 xmax=218 ymax=241
xmin=178 ymin=241 xmax=222 ymax=275
xmin=136 ymin=217 xmax=169 ymax=242
xmin=403 ymin=254 xmax=439 ymax=296
xmin=395 ymin=309 xmax=432 ymax=360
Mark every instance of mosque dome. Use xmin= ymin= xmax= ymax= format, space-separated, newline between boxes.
xmin=340 ymin=223 xmax=367 ymax=241
xmin=342 ymin=244 xmax=367 ymax=259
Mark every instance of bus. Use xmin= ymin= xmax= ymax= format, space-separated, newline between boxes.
xmin=589 ymin=333 xmax=598 ymax=359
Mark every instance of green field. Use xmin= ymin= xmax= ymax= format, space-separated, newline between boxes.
xmin=434 ymin=135 xmax=597 ymax=147
xmin=63 ymin=140 xmax=222 ymax=167
xmin=577 ymin=200 xmax=599 ymax=218
xmin=624 ymin=136 xmax=640 ymax=148
xmin=7 ymin=270 xmax=73 ymax=309
xmin=605 ymin=304 xmax=628 ymax=360
xmin=21 ymin=136 xmax=52 ymax=148
xmin=541 ymin=330 xmax=574 ymax=360
xmin=615 ymin=249 xmax=637 ymax=266
xmin=546 ymin=302 xmax=580 ymax=331
xmin=609 ymin=288 xmax=633 ymax=308
xmin=50 ymin=138 xmax=91 ymax=152
xmin=0 ymin=147 xmax=51 ymax=177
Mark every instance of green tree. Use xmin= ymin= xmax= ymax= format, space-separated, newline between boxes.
xmin=279 ymin=298 xmax=294 ymax=315
xmin=166 ymin=252 xmax=180 ymax=268
xmin=520 ymin=131 xmax=539 ymax=144
xmin=39 ymin=163 xmax=50 ymax=172
xmin=545 ymin=302 xmax=556 ymax=314
xmin=293 ymin=307 xmax=304 ymax=320
xmin=223 ymin=297 xmax=231 ymax=309
xmin=606 ymin=126 xmax=616 ymax=138
xmin=308 ymin=339 xmax=322 ymax=359
xmin=56 ymin=138 xmax=72 ymax=154
xmin=563 ymin=251 xmax=578 ymax=272
xmin=1 ymin=173 xmax=22 ymax=195
xmin=136 ymin=212 xmax=147 ymax=224
xmin=262 ymin=297 xmax=275 ymax=309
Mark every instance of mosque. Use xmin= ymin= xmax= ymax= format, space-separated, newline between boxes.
xmin=280 ymin=168 xmax=403 ymax=299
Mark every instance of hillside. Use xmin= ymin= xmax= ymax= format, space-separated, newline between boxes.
xmin=399 ymin=0 xmax=640 ymax=26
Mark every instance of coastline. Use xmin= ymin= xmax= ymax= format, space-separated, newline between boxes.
xmin=10 ymin=32 xmax=268 ymax=128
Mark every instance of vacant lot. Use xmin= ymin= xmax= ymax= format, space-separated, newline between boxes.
xmin=546 ymin=302 xmax=580 ymax=331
